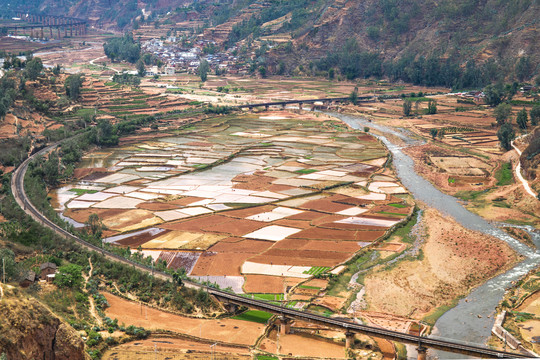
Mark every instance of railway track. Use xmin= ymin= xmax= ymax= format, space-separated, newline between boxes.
xmin=11 ymin=122 xmax=534 ymax=359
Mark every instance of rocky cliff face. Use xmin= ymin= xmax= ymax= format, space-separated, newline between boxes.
xmin=0 ymin=285 xmax=89 ymax=360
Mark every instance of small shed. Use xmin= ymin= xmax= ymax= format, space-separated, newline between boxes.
xmin=20 ymin=271 xmax=36 ymax=288
xmin=40 ymin=262 xmax=57 ymax=279
xmin=46 ymin=274 xmax=56 ymax=283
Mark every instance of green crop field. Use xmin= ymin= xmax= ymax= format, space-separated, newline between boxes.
xmin=303 ymin=266 xmax=330 ymax=276
xmin=232 ymin=310 xmax=273 ymax=324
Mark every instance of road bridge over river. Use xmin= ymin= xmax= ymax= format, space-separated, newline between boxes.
xmin=11 ymin=112 xmax=535 ymax=360
xmin=236 ymin=96 xmax=374 ymax=111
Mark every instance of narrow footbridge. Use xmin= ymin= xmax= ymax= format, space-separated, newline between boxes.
xmin=12 ymin=137 xmax=534 ymax=360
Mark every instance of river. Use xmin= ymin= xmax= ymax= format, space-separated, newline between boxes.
xmin=329 ymin=112 xmax=540 ymax=359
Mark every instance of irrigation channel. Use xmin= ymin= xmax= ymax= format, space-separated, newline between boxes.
xmin=331 ymin=112 xmax=540 ymax=359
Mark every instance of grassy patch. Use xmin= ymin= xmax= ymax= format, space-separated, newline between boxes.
xmin=390 ymin=209 xmax=419 ymax=244
xmin=422 ymin=298 xmax=460 ymax=326
xmin=298 ymin=285 xmax=321 ymax=290
xmin=454 ymin=189 xmax=491 ymax=201
xmin=232 ymin=310 xmax=273 ymax=324
xmin=377 ymin=211 xmax=408 ymax=216
xmin=295 ymin=169 xmax=318 ymax=174
xmin=256 ymin=355 xmax=278 ymax=360
xmin=243 ymin=293 xmax=284 ymax=301
xmin=69 ymin=188 xmax=98 ymax=196
xmin=303 ymin=266 xmax=330 ymax=275
xmin=388 ymin=203 xmax=407 ymax=208
xmin=495 ymin=162 xmax=514 ymax=186
xmin=74 ymin=108 xmax=96 ymax=118
xmin=308 ymin=305 xmax=333 ymax=317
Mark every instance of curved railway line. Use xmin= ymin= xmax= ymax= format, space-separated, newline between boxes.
xmin=11 ymin=115 xmax=534 ymax=359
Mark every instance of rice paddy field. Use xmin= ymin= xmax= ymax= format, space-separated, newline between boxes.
xmin=51 ymin=112 xmax=413 ymax=299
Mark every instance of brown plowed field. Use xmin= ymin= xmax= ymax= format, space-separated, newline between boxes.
xmin=167 ymin=252 xmax=201 ymax=272
xmin=137 ymin=202 xmax=181 ymax=211
xmin=318 ymin=222 xmax=389 ymax=232
xmin=103 ymin=292 xmax=265 ymax=345
xmin=309 ymin=214 xmax=349 ymax=226
xmin=168 ymin=196 xmax=207 ymax=206
xmin=272 ymin=219 xmax=313 ymax=229
xmin=287 ymin=210 xmax=329 ymax=221
xmin=232 ymin=174 xmax=277 ymax=191
xmin=299 ymin=199 xmax=352 ymax=213
xmin=289 ymin=228 xmax=379 ymax=241
xmin=160 ymin=215 xmax=231 ymax=232
xmin=248 ymin=249 xmax=350 ymax=267
xmin=272 ymin=239 xmax=363 ymax=252
xmin=73 ymin=167 xmax=108 ymax=179
xmin=223 ymin=205 xmax=275 ymax=218
xmin=258 ymin=329 xmax=346 ymax=359
xmin=243 ymin=275 xmax=305 ymax=293
xmin=203 ymin=218 xmax=267 ymax=236
xmin=190 ymin=251 xmax=255 ymax=276
xmin=207 ymin=238 xmax=273 ymax=253
xmin=103 ymin=338 xmax=251 ymax=360
xmin=117 ymin=229 xmax=170 ymax=247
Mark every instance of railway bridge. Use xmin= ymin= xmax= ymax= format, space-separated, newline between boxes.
xmin=2 ymin=12 xmax=86 ymax=39
xmin=11 ymin=115 xmax=535 ymax=360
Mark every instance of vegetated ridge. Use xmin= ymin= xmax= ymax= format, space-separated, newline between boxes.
xmin=3 ymin=0 xmax=539 ymax=86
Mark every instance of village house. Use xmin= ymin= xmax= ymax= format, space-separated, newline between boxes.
xmin=39 ymin=262 xmax=57 ymax=279
xmin=19 ymin=271 xmax=36 ymax=288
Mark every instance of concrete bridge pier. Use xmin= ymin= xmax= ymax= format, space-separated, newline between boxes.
xmin=224 ymin=303 xmax=238 ymax=313
xmin=248 ymin=106 xmax=253 ymax=112
xmin=281 ymin=103 xmax=286 ymax=109
xmin=298 ymin=102 xmax=303 ymax=110
xmin=417 ymin=345 xmax=427 ymax=360
xmin=265 ymin=105 xmax=269 ymax=111
xmin=279 ymin=316 xmax=291 ymax=335
xmin=345 ymin=331 xmax=355 ymax=349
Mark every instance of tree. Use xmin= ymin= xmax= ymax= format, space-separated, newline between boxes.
xmin=403 ymin=100 xmax=412 ymax=117
xmin=0 ymin=248 xmax=19 ymax=282
xmin=64 ymin=74 xmax=84 ymax=101
xmin=54 ymin=264 xmax=83 ymax=289
xmin=24 ymin=57 xmax=43 ymax=80
xmin=484 ymin=84 xmax=503 ymax=107
xmin=530 ymin=105 xmax=540 ymax=126
xmin=103 ymin=34 xmax=140 ymax=63
xmin=136 ymin=59 xmax=146 ymax=77
xmin=427 ymin=100 xmax=437 ymax=114
xmin=515 ymin=56 xmax=533 ymax=82
xmin=258 ymin=65 xmax=267 ymax=78
xmin=494 ymin=103 xmax=512 ymax=126
xmin=86 ymin=213 xmax=105 ymax=238
xmin=430 ymin=128 xmax=438 ymax=139
xmin=197 ymin=59 xmax=209 ymax=82
xmin=516 ymin=108 xmax=528 ymax=129
xmin=497 ymin=123 xmax=515 ymax=151
xmin=349 ymin=87 xmax=358 ymax=105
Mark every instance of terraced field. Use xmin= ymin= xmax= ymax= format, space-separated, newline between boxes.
xmin=51 ymin=112 xmax=413 ymax=303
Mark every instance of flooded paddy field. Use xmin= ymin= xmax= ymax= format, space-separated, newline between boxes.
xmin=51 ymin=112 xmax=413 ymax=300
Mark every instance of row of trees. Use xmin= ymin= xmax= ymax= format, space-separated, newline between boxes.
xmin=310 ymin=40 xmax=538 ymax=89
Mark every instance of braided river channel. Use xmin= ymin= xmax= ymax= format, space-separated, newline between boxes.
xmin=330 ymin=112 xmax=540 ymax=359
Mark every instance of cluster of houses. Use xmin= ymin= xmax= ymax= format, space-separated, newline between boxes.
xmin=140 ymin=38 xmax=246 ymax=75
xmin=19 ymin=262 xmax=57 ymax=287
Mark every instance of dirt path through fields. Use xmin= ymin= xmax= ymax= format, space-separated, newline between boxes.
xmin=83 ymin=257 xmax=102 ymax=326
